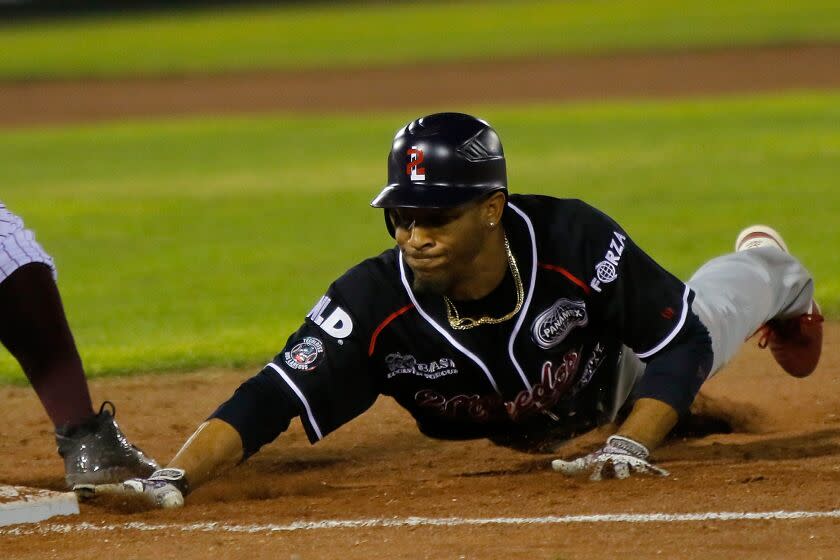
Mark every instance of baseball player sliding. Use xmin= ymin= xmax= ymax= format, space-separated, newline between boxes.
xmin=77 ymin=113 xmax=823 ymax=508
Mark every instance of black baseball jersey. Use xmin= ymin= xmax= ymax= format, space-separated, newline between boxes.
xmin=213 ymin=195 xmax=712 ymax=457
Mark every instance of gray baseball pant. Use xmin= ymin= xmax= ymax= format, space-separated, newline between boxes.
xmin=611 ymin=245 xmax=815 ymax=418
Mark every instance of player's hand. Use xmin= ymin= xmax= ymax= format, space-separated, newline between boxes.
xmin=73 ymin=468 xmax=188 ymax=509
xmin=551 ymin=435 xmax=669 ymax=480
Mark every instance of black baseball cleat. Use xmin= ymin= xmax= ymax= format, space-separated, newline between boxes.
xmin=56 ymin=401 xmax=159 ymax=488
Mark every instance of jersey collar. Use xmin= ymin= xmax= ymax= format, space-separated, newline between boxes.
xmin=397 ymin=201 xmax=539 ymax=394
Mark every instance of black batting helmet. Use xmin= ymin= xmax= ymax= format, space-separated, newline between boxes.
xmin=371 ymin=112 xmax=507 ymax=210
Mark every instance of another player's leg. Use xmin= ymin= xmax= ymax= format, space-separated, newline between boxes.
xmin=686 ymin=224 xmax=822 ymax=379
xmin=0 ymin=210 xmax=159 ymax=487
xmin=0 ymin=263 xmax=94 ymax=428
xmin=0 ymin=262 xmax=159 ymax=486
xmin=733 ymin=225 xmax=823 ymax=377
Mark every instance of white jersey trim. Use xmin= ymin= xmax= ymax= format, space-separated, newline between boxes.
xmin=635 ymin=284 xmax=691 ymax=359
xmin=266 ymin=362 xmax=324 ymax=441
xmin=398 ymin=252 xmax=501 ymax=394
xmin=506 ymin=202 xmax=537 ymax=392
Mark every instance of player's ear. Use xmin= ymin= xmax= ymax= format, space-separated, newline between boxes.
xmin=483 ymin=191 xmax=506 ymax=226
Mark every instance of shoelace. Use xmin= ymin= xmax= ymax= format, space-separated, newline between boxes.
xmin=96 ymin=400 xmax=147 ymax=453
xmin=98 ymin=400 xmax=116 ymax=417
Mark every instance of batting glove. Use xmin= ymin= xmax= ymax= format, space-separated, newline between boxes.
xmin=74 ymin=467 xmax=188 ymax=509
xmin=551 ymin=435 xmax=669 ymax=480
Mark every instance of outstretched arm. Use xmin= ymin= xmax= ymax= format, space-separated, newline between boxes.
xmin=615 ymin=397 xmax=679 ymax=450
xmin=73 ymin=419 xmax=247 ymax=509
xmin=74 ymin=369 xmax=297 ymax=508
xmin=552 ymin=305 xmax=709 ymax=481
xmin=168 ymin=419 xmax=244 ymax=488
xmin=137 ymin=419 xmax=246 ymax=508
xmin=75 ymin=271 xmax=386 ymax=506
xmin=552 ymin=398 xmax=678 ymax=480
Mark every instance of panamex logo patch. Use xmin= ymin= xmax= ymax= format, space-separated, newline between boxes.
xmin=385 ymin=353 xmax=458 ymax=380
xmin=531 ymin=298 xmax=588 ymax=349
xmin=307 ymin=295 xmax=353 ymax=339
xmin=406 ymin=147 xmax=426 ymax=181
xmin=590 ymin=231 xmax=626 ymax=293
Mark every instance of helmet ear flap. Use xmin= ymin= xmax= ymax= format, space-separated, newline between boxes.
xmin=383 ymin=209 xmax=396 ymax=238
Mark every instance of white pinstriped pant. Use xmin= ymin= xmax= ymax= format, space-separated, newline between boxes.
xmin=611 ymin=246 xmax=815 ymax=418
xmin=0 ymin=203 xmax=56 ymax=284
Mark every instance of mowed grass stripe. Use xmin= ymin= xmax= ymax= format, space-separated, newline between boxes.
xmin=1 ymin=0 xmax=840 ymax=79
xmin=0 ymin=92 xmax=837 ymax=380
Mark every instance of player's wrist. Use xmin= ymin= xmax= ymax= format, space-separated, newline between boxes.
xmin=615 ymin=398 xmax=679 ymax=451
xmin=148 ymin=467 xmax=190 ymax=496
xmin=604 ymin=435 xmax=649 ymax=459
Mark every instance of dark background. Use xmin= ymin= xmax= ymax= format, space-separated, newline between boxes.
xmin=0 ymin=0 xmax=360 ymax=21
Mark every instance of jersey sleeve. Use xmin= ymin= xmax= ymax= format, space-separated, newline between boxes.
xmin=570 ymin=201 xmax=691 ymax=358
xmin=209 ymin=368 xmax=298 ymax=460
xmin=569 ymin=201 xmax=714 ymax=412
xmin=210 ymin=259 xmax=390 ymax=453
xmin=264 ymin=272 xmax=382 ymax=443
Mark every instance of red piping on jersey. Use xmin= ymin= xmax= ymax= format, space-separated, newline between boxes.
xmin=539 ymin=263 xmax=591 ymax=294
xmin=369 ymin=303 xmax=415 ymax=356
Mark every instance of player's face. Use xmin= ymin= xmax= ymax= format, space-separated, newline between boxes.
xmin=390 ymin=196 xmax=498 ymax=296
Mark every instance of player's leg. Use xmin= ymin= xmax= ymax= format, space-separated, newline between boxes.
xmin=0 ymin=207 xmax=158 ymax=486
xmin=0 ymin=262 xmax=94 ymax=427
xmin=687 ymin=225 xmax=821 ymax=378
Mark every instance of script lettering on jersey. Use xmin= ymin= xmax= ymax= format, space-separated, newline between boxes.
xmin=531 ymin=298 xmax=588 ymax=349
xmin=406 ymin=147 xmax=426 ymax=181
xmin=413 ymin=349 xmax=582 ymax=424
xmin=505 ymin=349 xmax=581 ymax=422
xmin=415 ymin=390 xmax=502 ymax=422
xmin=385 ymin=353 xmax=459 ymax=380
xmin=589 ymin=231 xmax=627 ymax=293
xmin=307 ymin=295 xmax=353 ymax=339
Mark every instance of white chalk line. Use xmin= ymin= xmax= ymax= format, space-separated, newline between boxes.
xmin=3 ymin=509 xmax=840 ymax=536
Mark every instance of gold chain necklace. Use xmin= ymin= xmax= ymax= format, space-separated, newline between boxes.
xmin=444 ymin=235 xmax=524 ymax=330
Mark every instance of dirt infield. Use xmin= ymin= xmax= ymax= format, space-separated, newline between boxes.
xmin=0 ymin=325 xmax=838 ymax=558
xmin=2 ymin=44 xmax=840 ymax=127
xmin=1 ymin=45 xmax=839 ymax=557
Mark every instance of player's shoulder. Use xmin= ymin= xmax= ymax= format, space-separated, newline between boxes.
xmin=330 ymin=247 xmax=405 ymax=305
xmin=508 ymin=194 xmax=619 ymax=242
xmin=337 ymin=247 xmax=399 ymax=282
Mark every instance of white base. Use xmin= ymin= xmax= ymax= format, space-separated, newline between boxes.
xmin=0 ymin=485 xmax=79 ymax=527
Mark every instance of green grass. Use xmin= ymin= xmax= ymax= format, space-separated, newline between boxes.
xmin=0 ymin=91 xmax=837 ymax=381
xmin=2 ymin=0 xmax=840 ymax=79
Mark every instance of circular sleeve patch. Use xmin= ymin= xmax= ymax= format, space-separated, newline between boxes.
xmin=283 ymin=337 xmax=325 ymax=372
